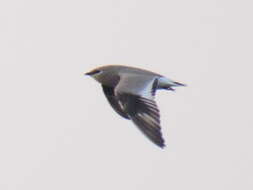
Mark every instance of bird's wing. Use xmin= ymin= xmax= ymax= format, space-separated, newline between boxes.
xmin=102 ymin=85 xmax=129 ymax=119
xmin=115 ymin=74 xmax=165 ymax=148
xmin=118 ymin=93 xmax=164 ymax=148
xmin=115 ymin=74 xmax=158 ymax=99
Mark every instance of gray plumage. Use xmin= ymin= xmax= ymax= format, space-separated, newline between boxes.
xmin=85 ymin=65 xmax=185 ymax=148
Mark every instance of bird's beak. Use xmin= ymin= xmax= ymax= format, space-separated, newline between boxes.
xmin=85 ymin=71 xmax=92 ymax=76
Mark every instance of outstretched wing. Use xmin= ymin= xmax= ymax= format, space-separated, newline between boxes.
xmin=102 ymin=85 xmax=129 ymax=119
xmin=118 ymin=93 xmax=165 ymax=148
xmin=115 ymin=74 xmax=165 ymax=148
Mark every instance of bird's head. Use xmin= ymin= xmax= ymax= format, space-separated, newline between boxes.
xmin=85 ymin=65 xmax=121 ymax=86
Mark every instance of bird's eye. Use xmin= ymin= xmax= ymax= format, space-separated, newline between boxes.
xmin=86 ymin=70 xmax=101 ymax=76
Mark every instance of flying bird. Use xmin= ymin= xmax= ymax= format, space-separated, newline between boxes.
xmin=85 ymin=65 xmax=185 ymax=148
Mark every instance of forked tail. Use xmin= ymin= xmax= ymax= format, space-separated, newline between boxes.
xmin=158 ymin=77 xmax=186 ymax=91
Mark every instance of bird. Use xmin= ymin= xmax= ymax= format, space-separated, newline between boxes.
xmin=85 ymin=65 xmax=185 ymax=148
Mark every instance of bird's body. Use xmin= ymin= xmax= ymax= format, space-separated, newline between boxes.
xmin=85 ymin=65 xmax=185 ymax=148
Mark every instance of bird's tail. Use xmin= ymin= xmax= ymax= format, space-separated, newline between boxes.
xmin=172 ymin=81 xmax=186 ymax=87
xmin=158 ymin=77 xmax=186 ymax=91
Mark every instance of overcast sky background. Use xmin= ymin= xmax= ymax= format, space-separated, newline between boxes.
xmin=0 ymin=0 xmax=253 ymax=189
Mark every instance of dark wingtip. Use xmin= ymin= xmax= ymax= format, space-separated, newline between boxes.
xmin=158 ymin=143 xmax=166 ymax=149
xmin=155 ymin=137 xmax=166 ymax=148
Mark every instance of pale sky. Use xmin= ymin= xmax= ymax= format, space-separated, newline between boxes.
xmin=0 ymin=0 xmax=253 ymax=189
